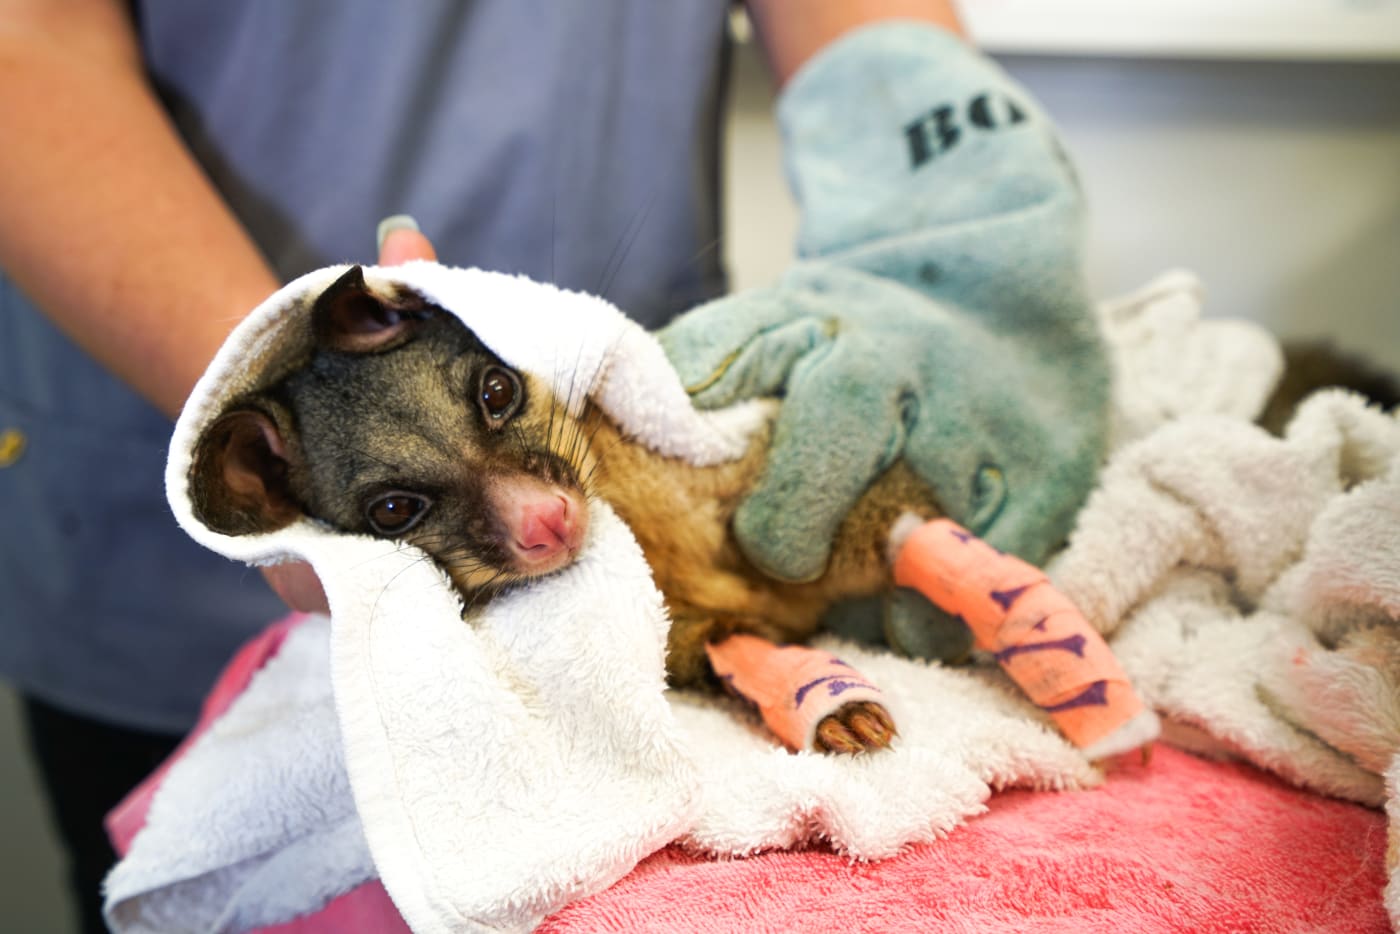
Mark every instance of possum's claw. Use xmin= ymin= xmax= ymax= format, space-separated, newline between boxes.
xmin=814 ymin=701 xmax=897 ymax=754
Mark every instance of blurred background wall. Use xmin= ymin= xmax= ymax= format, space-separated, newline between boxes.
xmin=4 ymin=7 xmax=1396 ymax=931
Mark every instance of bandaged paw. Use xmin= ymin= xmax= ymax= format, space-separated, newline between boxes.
xmin=706 ymin=634 xmax=895 ymax=753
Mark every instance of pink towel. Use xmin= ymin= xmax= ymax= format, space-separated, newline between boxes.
xmin=543 ymin=747 xmax=1386 ymax=933
xmin=234 ymin=745 xmax=1388 ymax=933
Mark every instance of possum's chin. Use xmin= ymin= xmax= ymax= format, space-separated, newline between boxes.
xmin=505 ymin=526 xmax=587 ymax=579
xmin=444 ymin=552 xmax=582 ymax=609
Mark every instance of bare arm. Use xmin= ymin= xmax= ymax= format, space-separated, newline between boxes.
xmin=0 ymin=0 xmax=279 ymax=417
xmin=0 ymin=3 xmax=446 ymax=614
xmin=745 ymin=0 xmax=966 ymax=87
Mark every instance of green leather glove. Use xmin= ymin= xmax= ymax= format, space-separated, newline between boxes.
xmin=659 ymin=23 xmax=1110 ymax=585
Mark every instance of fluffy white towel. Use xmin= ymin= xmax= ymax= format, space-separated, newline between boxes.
xmin=1052 ymin=389 xmax=1400 ymax=800
xmin=1096 ymin=269 xmax=1282 ymax=449
xmin=109 ymin=265 xmax=1324 ymax=933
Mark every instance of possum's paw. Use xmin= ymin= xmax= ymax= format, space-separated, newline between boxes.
xmin=814 ymin=701 xmax=897 ymax=754
xmin=704 ymin=635 xmax=895 ymax=754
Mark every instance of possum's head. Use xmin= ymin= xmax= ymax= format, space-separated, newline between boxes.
xmin=190 ymin=265 xmax=592 ymax=601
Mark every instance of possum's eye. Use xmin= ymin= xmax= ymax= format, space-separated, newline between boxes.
xmin=365 ymin=492 xmax=432 ymax=536
xmin=478 ymin=366 xmax=522 ymax=423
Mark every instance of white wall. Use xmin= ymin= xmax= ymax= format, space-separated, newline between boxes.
xmin=960 ymin=0 xmax=1400 ymax=61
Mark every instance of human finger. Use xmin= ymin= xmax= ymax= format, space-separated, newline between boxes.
xmin=260 ymin=561 xmax=330 ymax=615
xmin=376 ymin=214 xmax=438 ymax=265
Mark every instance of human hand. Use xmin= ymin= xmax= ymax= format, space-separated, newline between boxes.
xmin=259 ymin=215 xmax=438 ymax=613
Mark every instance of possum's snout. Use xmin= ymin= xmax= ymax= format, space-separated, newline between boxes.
xmin=491 ymin=477 xmax=589 ymax=576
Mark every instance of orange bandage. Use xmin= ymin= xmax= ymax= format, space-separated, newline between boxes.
xmin=893 ymin=518 xmax=1153 ymax=757
xmin=705 ymin=635 xmax=885 ymax=752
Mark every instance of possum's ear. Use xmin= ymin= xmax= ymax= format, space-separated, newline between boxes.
xmin=190 ymin=404 xmax=303 ymax=536
xmin=312 ymin=264 xmax=433 ymax=353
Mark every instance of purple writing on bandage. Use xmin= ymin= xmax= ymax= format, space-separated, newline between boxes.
xmin=994 ymin=633 xmax=1087 ymax=664
xmin=989 ymin=583 xmax=1033 ymax=612
xmin=1040 ymin=680 xmax=1109 ymax=712
xmin=795 ymin=675 xmax=878 ymax=707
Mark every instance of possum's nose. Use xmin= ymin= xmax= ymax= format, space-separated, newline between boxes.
xmin=506 ymin=490 xmax=587 ymax=573
xmin=518 ymin=497 xmax=573 ymax=551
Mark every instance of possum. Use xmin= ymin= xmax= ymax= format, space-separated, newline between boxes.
xmin=190 ymin=266 xmax=944 ymax=754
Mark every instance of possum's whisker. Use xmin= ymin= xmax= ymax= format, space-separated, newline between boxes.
xmin=561 ymin=409 xmax=584 ymax=474
xmin=562 ymin=333 xmax=613 ymax=473
xmin=370 ymin=548 xmax=441 ymax=621
xmin=539 ymin=368 xmax=582 ymax=479
xmin=580 ymin=431 xmax=624 ymax=492
xmin=540 ymin=352 xmax=574 ymax=459
xmin=461 ymin=567 xmax=512 ymax=615
xmin=553 ymin=351 xmax=586 ymax=462
xmin=347 ymin=445 xmax=403 ymax=474
xmin=545 ymin=378 xmax=559 ymax=457
xmin=573 ymin=408 xmax=606 ymax=471
xmin=424 ymin=537 xmax=494 ymax=570
xmin=594 ymin=194 xmax=655 ymax=303
xmin=683 ymin=235 xmax=724 ymax=272
xmin=575 ymin=418 xmax=601 ymax=472
xmin=561 ymin=325 xmax=653 ymax=494
xmin=565 ymin=418 xmax=596 ymax=483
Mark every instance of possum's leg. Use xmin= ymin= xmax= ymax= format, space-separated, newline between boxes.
xmin=664 ymin=602 xmax=898 ymax=754
xmin=705 ymin=634 xmax=896 ymax=754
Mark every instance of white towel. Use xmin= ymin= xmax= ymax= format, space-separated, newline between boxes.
xmin=1051 ymin=389 xmax=1400 ymax=799
xmin=109 ymin=265 xmax=1330 ymax=933
xmin=1060 ymin=275 xmax=1400 ymax=923
xmin=1096 ymin=269 xmax=1282 ymax=449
